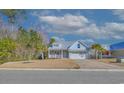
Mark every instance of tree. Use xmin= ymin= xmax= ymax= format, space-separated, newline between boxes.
xmin=0 ymin=38 xmax=16 ymax=61
xmin=0 ymin=9 xmax=26 ymax=32
xmin=0 ymin=9 xmax=18 ymax=23
xmin=0 ymin=10 xmax=48 ymax=62
xmin=15 ymin=27 xmax=30 ymax=59
xmin=91 ymin=44 xmax=105 ymax=59
xmin=16 ymin=27 xmax=46 ymax=60
xmin=99 ymin=47 xmax=106 ymax=59
xmin=0 ymin=9 xmax=26 ymax=23
xmin=49 ymin=38 xmax=55 ymax=46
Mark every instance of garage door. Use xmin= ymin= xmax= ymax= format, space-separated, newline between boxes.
xmin=69 ymin=53 xmax=86 ymax=59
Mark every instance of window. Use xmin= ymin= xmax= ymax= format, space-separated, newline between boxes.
xmin=50 ymin=45 xmax=52 ymax=47
xmin=77 ymin=44 xmax=80 ymax=48
xmin=54 ymin=44 xmax=59 ymax=47
xmin=53 ymin=44 xmax=59 ymax=47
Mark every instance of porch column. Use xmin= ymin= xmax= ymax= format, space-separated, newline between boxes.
xmin=48 ymin=50 xmax=50 ymax=58
xmin=61 ymin=50 xmax=63 ymax=59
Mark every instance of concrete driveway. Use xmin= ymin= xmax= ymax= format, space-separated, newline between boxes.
xmin=75 ymin=59 xmax=122 ymax=69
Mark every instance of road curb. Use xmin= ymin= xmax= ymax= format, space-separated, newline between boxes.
xmin=1 ymin=68 xmax=124 ymax=71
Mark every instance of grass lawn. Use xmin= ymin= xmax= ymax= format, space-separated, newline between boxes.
xmin=0 ymin=59 xmax=80 ymax=69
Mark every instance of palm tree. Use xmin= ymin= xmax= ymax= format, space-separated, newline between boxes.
xmin=91 ymin=44 xmax=106 ymax=59
xmin=99 ymin=47 xmax=106 ymax=59
xmin=49 ymin=38 xmax=56 ymax=46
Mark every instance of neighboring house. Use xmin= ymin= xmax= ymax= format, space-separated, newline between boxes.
xmin=48 ymin=40 xmax=93 ymax=59
xmin=101 ymin=45 xmax=111 ymax=58
xmin=110 ymin=42 xmax=124 ymax=57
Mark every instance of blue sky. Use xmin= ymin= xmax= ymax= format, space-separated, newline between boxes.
xmin=1 ymin=9 xmax=124 ymax=45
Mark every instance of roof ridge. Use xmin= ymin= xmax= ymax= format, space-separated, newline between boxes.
xmin=78 ymin=40 xmax=89 ymax=48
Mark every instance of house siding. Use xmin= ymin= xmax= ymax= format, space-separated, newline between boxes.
xmin=69 ymin=41 xmax=87 ymax=51
xmin=111 ymin=49 xmax=124 ymax=57
xmin=68 ymin=41 xmax=89 ymax=59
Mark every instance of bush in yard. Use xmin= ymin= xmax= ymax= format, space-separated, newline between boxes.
xmin=0 ymin=38 xmax=16 ymax=61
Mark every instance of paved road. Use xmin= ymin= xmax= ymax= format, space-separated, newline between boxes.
xmin=0 ymin=70 xmax=124 ymax=84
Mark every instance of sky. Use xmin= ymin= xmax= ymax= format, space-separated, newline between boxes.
xmin=1 ymin=9 xmax=124 ymax=46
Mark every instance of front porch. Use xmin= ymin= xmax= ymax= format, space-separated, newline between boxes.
xmin=48 ymin=49 xmax=68 ymax=59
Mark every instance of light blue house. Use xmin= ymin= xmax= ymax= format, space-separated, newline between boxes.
xmin=48 ymin=40 xmax=93 ymax=59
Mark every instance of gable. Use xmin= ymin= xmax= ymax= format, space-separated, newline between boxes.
xmin=68 ymin=41 xmax=88 ymax=51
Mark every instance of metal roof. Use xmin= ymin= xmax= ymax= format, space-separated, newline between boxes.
xmin=49 ymin=40 xmax=90 ymax=50
xmin=110 ymin=42 xmax=124 ymax=50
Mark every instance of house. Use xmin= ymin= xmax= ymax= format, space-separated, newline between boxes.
xmin=110 ymin=42 xmax=124 ymax=57
xmin=48 ymin=40 xmax=93 ymax=59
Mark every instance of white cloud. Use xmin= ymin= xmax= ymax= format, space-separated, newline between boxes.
xmin=103 ymin=22 xmax=124 ymax=31
xmin=100 ymin=22 xmax=124 ymax=39
xmin=81 ymin=39 xmax=96 ymax=46
xmin=77 ymin=23 xmax=101 ymax=38
xmin=40 ymin=14 xmax=89 ymax=28
xmin=77 ymin=22 xmax=124 ymax=39
xmin=31 ymin=10 xmax=53 ymax=16
xmin=112 ymin=10 xmax=124 ymax=20
xmin=39 ymin=14 xmax=124 ymax=40
xmin=84 ymin=39 xmax=95 ymax=43
xmin=112 ymin=35 xmax=123 ymax=39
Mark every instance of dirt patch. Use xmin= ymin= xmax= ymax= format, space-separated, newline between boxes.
xmin=98 ymin=58 xmax=124 ymax=68
xmin=98 ymin=58 xmax=116 ymax=63
xmin=0 ymin=59 xmax=80 ymax=69
xmin=75 ymin=59 xmax=122 ymax=69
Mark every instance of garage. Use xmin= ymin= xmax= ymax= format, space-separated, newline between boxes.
xmin=69 ymin=51 xmax=87 ymax=59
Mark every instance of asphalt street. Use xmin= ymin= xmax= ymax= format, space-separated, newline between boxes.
xmin=0 ymin=70 xmax=124 ymax=84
